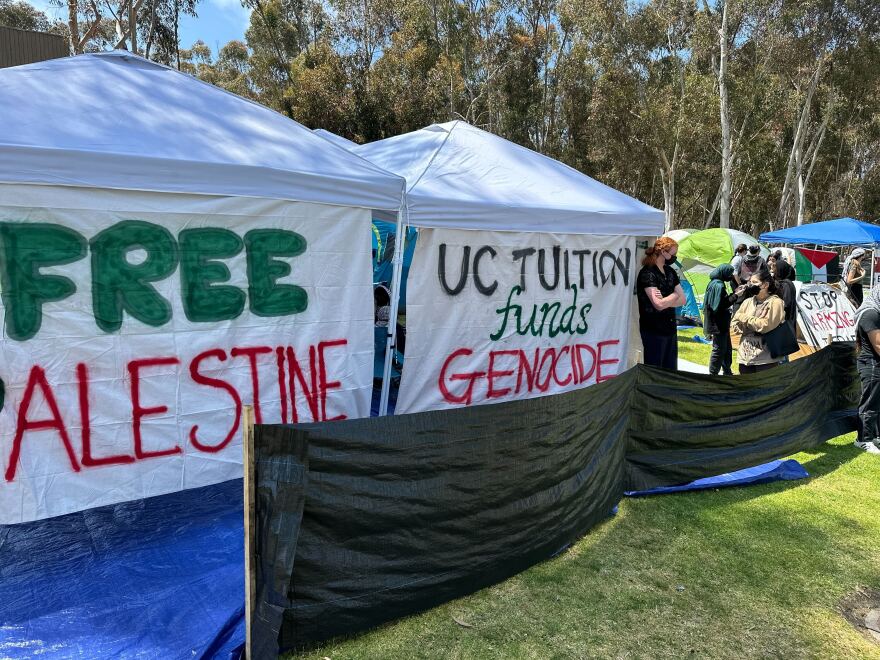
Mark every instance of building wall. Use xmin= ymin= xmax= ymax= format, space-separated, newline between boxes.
xmin=0 ymin=26 xmax=68 ymax=68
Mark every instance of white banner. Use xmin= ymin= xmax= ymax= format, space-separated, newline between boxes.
xmin=795 ymin=281 xmax=857 ymax=347
xmin=0 ymin=185 xmax=374 ymax=524
xmin=397 ymin=229 xmax=634 ymax=414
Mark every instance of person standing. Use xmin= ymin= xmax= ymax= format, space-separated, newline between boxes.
xmin=730 ymin=243 xmax=747 ymax=275
xmin=703 ymin=264 xmax=737 ymax=375
xmin=853 ymin=287 xmax=880 ymax=454
xmin=769 ymin=257 xmax=797 ymax=331
xmin=734 ymin=244 xmax=767 ymax=285
xmin=842 ymin=248 xmax=867 ymax=307
xmin=637 ymin=237 xmax=687 ymax=369
xmin=731 ymin=269 xmax=785 ymax=373
xmin=769 ymin=256 xmax=799 ymax=363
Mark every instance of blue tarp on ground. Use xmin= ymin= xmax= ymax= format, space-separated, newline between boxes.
xmin=760 ymin=217 xmax=880 ymax=246
xmin=624 ymin=458 xmax=808 ymax=497
xmin=0 ymin=479 xmax=244 ymax=660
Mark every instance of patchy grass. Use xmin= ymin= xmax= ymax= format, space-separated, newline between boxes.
xmin=290 ymin=329 xmax=879 ymax=658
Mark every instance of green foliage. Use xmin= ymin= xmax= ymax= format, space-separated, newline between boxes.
xmin=171 ymin=0 xmax=880 ymax=233
xmin=0 ymin=0 xmax=52 ymax=31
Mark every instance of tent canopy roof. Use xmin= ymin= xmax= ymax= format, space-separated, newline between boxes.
xmin=0 ymin=51 xmax=404 ymax=211
xmin=760 ymin=218 xmax=880 ymax=247
xmin=355 ymin=121 xmax=664 ymax=235
xmin=312 ymin=128 xmax=360 ymax=150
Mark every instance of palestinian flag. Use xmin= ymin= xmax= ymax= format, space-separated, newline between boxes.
xmin=794 ymin=248 xmax=840 ymax=283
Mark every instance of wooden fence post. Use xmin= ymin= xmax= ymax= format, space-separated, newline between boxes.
xmin=242 ymin=404 xmax=256 ymax=659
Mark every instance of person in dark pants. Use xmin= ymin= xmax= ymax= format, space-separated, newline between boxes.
xmin=854 ymin=286 xmax=880 ymax=454
xmin=637 ymin=237 xmax=686 ymax=369
xmin=703 ymin=264 xmax=737 ymax=375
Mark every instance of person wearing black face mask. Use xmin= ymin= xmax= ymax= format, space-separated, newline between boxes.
xmin=637 ymin=237 xmax=687 ymax=369
xmin=731 ymin=269 xmax=785 ymax=373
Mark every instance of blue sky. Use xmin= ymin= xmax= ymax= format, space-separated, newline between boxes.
xmin=29 ymin=0 xmax=251 ymax=54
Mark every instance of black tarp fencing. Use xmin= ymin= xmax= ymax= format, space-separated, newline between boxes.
xmin=251 ymin=343 xmax=859 ymax=656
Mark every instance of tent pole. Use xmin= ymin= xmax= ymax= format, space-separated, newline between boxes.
xmin=379 ymin=202 xmax=408 ymax=416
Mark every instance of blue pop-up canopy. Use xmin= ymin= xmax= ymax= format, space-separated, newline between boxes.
xmin=760 ymin=217 xmax=880 ymax=246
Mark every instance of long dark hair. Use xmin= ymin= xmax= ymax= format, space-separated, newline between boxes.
xmin=751 ymin=268 xmax=778 ymax=296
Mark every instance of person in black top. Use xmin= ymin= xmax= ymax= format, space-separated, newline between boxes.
xmin=843 ymin=248 xmax=867 ymax=307
xmin=854 ymin=286 xmax=880 ymax=454
xmin=769 ymin=257 xmax=797 ymax=328
xmin=637 ymin=237 xmax=686 ymax=369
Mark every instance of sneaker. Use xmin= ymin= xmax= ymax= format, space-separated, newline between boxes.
xmin=854 ymin=440 xmax=880 ymax=454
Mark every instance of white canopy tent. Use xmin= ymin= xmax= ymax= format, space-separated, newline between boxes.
xmin=353 ymin=120 xmax=664 ymax=414
xmin=355 ymin=120 xmax=663 ymax=234
xmin=0 ymin=52 xmax=407 ymax=523
xmin=312 ymin=128 xmax=360 ymax=151
xmin=0 ymin=51 xmax=404 ymax=210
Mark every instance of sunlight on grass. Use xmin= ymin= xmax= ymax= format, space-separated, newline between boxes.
xmin=678 ymin=327 xmax=740 ymax=374
xmin=294 ymin=434 xmax=880 ymax=659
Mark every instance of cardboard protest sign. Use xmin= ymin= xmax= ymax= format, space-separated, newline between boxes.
xmin=794 ymin=281 xmax=857 ymax=347
xmin=0 ymin=185 xmax=374 ymax=524
xmin=396 ymin=228 xmax=634 ymax=414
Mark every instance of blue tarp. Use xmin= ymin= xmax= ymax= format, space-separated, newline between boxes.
xmin=760 ymin=217 xmax=880 ymax=246
xmin=372 ymin=220 xmax=418 ymax=306
xmin=624 ymin=459 xmax=808 ymax=497
xmin=676 ymin=275 xmax=702 ymax=324
xmin=374 ymin=326 xmax=404 ymax=381
xmin=0 ymin=480 xmax=244 ymax=660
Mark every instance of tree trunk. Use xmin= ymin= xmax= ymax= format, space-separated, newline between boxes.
xmin=129 ymin=0 xmax=138 ymax=55
xmin=718 ymin=1 xmax=732 ymax=229
xmin=662 ymin=167 xmax=675 ymax=234
xmin=777 ymin=56 xmax=826 ymax=228
xmin=797 ymin=105 xmax=831 ymax=225
xmin=795 ymin=136 xmax=805 ymax=225
xmin=67 ymin=0 xmax=80 ymax=54
xmin=145 ymin=0 xmax=158 ymax=59
xmin=174 ymin=0 xmax=180 ymax=69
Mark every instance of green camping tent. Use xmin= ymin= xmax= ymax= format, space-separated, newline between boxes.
xmin=676 ymin=228 xmax=770 ymax=299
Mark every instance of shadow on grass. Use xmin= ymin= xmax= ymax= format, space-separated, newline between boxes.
xmin=649 ymin=436 xmax=862 ymax=514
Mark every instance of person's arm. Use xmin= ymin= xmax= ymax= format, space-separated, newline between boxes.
xmin=645 ymin=286 xmax=682 ymax=310
xmin=730 ymin=299 xmax=750 ymax=335
xmin=673 ymin=284 xmax=687 ymax=307
xmin=868 ymin=329 xmax=880 ymax=356
xmin=743 ymin=297 xmax=785 ymax=334
xmin=847 ymin=263 xmax=864 ymax=285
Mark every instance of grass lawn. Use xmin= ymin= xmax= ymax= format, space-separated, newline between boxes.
xmin=293 ymin=333 xmax=880 ymax=659
xmin=677 ymin=326 xmax=741 ymax=374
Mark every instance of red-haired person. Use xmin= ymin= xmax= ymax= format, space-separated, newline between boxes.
xmin=636 ymin=237 xmax=686 ymax=369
